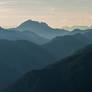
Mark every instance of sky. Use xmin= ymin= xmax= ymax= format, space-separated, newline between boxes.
xmin=0 ymin=0 xmax=92 ymax=28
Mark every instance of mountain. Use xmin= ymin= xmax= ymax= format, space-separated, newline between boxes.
xmin=1 ymin=20 xmax=92 ymax=41
xmin=0 ymin=61 xmax=20 ymax=90
xmin=69 ymin=29 xmax=88 ymax=35
xmin=11 ymin=21 xmax=92 ymax=38
xmin=83 ymin=29 xmax=92 ymax=41
xmin=1 ymin=20 xmax=91 ymax=42
xmin=63 ymin=25 xmax=92 ymax=31
xmin=43 ymin=33 xmax=90 ymax=60
xmin=70 ymin=29 xmax=92 ymax=43
xmin=0 ymin=28 xmax=49 ymax=45
xmin=0 ymin=40 xmax=55 ymax=89
xmin=3 ymin=44 xmax=92 ymax=92
xmin=14 ymin=20 xmax=69 ymax=39
xmin=0 ymin=27 xmax=8 ymax=32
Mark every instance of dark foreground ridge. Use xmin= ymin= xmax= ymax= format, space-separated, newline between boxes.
xmin=3 ymin=44 xmax=92 ymax=92
xmin=0 ymin=40 xmax=55 ymax=90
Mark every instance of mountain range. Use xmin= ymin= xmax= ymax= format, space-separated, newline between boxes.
xmin=0 ymin=19 xmax=92 ymax=91
xmin=14 ymin=20 xmax=69 ymax=39
xmin=43 ymin=32 xmax=91 ymax=60
xmin=0 ymin=20 xmax=91 ymax=45
xmin=63 ymin=25 xmax=92 ymax=31
xmin=3 ymin=44 xmax=92 ymax=92
xmin=0 ymin=40 xmax=55 ymax=90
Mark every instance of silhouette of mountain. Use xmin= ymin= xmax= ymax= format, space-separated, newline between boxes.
xmin=0 ymin=40 xmax=55 ymax=90
xmin=17 ymin=20 xmax=51 ymax=31
xmin=14 ymin=20 xmax=69 ymax=39
xmin=0 ymin=28 xmax=50 ymax=45
xmin=3 ymin=44 xmax=92 ymax=92
xmin=63 ymin=26 xmax=92 ymax=31
xmin=10 ymin=20 xmax=92 ymax=40
xmin=0 ymin=20 xmax=70 ymax=45
xmin=1 ymin=20 xmax=92 ymax=92
xmin=43 ymin=33 xmax=90 ymax=60
xmin=0 ymin=28 xmax=49 ymax=45
xmin=0 ymin=27 xmax=7 ymax=32
xmin=69 ymin=29 xmax=87 ymax=35
xmin=1 ymin=20 xmax=91 ymax=42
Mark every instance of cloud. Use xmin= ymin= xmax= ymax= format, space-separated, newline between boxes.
xmin=0 ymin=1 xmax=9 ymax=5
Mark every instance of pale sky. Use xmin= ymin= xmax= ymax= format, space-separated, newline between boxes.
xmin=0 ymin=0 xmax=92 ymax=28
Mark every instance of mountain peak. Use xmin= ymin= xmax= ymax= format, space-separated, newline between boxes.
xmin=17 ymin=19 xmax=51 ymax=30
xmin=21 ymin=19 xmax=47 ymax=25
xmin=21 ymin=19 xmax=36 ymax=25
xmin=23 ymin=19 xmax=33 ymax=23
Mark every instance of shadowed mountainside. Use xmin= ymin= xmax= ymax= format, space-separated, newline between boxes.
xmin=0 ymin=27 xmax=49 ymax=45
xmin=3 ymin=44 xmax=92 ymax=92
xmin=3 ymin=45 xmax=92 ymax=92
xmin=0 ymin=40 xmax=55 ymax=89
xmin=43 ymin=33 xmax=91 ymax=60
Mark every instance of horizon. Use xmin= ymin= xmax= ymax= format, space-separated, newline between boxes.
xmin=0 ymin=19 xmax=92 ymax=29
xmin=0 ymin=0 xmax=92 ymax=28
xmin=1 ymin=19 xmax=92 ymax=29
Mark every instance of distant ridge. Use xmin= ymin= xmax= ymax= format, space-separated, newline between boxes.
xmin=0 ymin=19 xmax=92 ymax=40
xmin=63 ymin=25 xmax=92 ymax=31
